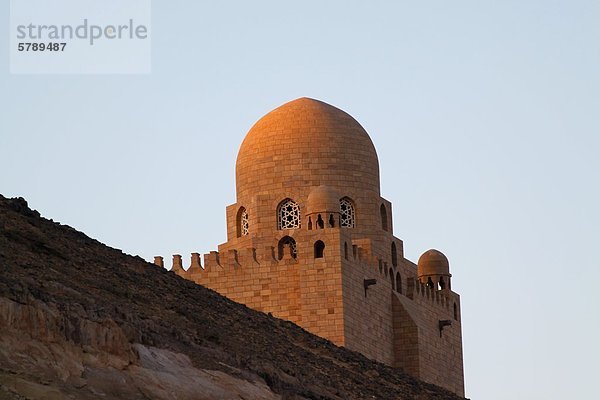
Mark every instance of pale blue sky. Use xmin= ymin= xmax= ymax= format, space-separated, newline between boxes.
xmin=1 ymin=1 xmax=599 ymax=399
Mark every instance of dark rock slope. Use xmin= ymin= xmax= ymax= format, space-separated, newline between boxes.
xmin=0 ymin=195 xmax=465 ymax=400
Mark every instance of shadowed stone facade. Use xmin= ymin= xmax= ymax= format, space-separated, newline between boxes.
xmin=155 ymin=98 xmax=465 ymax=396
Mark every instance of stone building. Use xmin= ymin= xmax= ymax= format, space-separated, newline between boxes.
xmin=155 ymin=98 xmax=465 ymax=396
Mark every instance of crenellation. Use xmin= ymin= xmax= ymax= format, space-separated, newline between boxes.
xmin=404 ymin=278 xmax=459 ymax=320
xmin=153 ymin=98 xmax=464 ymax=396
xmin=224 ymin=249 xmax=241 ymax=270
xmin=203 ymin=251 xmax=222 ymax=271
xmin=189 ymin=252 xmax=202 ymax=272
xmin=258 ymin=246 xmax=277 ymax=265
xmin=171 ymin=254 xmax=184 ymax=275
xmin=237 ymin=247 xmax=260 ymax=267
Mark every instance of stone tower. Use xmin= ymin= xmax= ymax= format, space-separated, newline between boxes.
xmin=158 ymin=97 xmax=465 ymax=396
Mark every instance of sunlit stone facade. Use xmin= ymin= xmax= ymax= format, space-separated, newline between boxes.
xmin=156 ymin=98 xmax=465 ymax=396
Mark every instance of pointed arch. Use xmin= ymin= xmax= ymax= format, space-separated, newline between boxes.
xmin=277 ymin=199 xmax=300 ymax=230
xmin=278 ymin=236 xmax=297 ymax=260
xmin=236 ymin=207 xmax=249 ymax=237
xmin=380 ymin=204 xmax=388 ymax=231
xmin=395 ymin=272 xmax=402 ymax=294
xmin=391 ymin=242 xmax=398 ymax=267
xmin=340 ymin=197 xmax=355 ymax=228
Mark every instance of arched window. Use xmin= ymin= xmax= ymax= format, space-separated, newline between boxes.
xmin=426 ymin=277 xmax=434 ymax=288
xmin=391 ymin=242 xmax=398 ymax=267
xmin=380 ymin=204 xmax=388 ymax=231
xmin=236 ymin=207 xmax=249 ymax=237
xmin=453 ymin=302 xmax=458 ymax=320
xmin=395 ymin=272 xmax=402 ymax=294
xmin=389 ymin=268 xmax=395 ymax=290
xmin=314 ymin=240 xmax=325 ymax=258
xmin=340 ymin=197 xmax=355 ymax=228
xmin=439 ymin=277 xmax=446 ymax=290
xmin=328 ymin=214 xmax=335 ymax=228
xmin=277 ymin=199 xmax=300 ymax=230
xmin=308 ymin=217 xmax=313 ymax=230
xmin=278 ymin=236 xmax=297 ymax=260
xmin=344 ymin=242 xmax=348 ymax=260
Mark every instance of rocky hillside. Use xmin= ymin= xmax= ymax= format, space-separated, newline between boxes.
xmin=0 ymin=195 xmax=465 ymax=400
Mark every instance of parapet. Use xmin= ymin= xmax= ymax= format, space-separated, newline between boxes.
xmin=188 ymin=253 xmax=202 ymax=273
xmin=152 ymin=246 xmax=287 ymax=276
xmin=405 ymin=277 xmax=458 ymax=320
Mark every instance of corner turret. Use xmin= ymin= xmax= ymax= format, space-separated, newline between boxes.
xmin=417 ymin=249 xmax=452 ymax=290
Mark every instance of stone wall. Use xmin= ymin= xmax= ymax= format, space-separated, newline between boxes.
xmin=162 ymin=238 xmax=464 ymax=397
xmin=177 ymin=229 xmax=347 ymax=346
xmin=340 ymin=251 xmax=395 ymax=365
xmin=394 ymin=279 xmax=465 ymax=397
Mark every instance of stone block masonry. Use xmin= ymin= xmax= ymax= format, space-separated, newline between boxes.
xmin=154 ymin=98 xmax=465 ymax=396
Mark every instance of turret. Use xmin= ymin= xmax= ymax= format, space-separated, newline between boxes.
xmin=305 ymin=185 xmax=341 ymax=229
xmin=417 ymin=249 xmax=452 ymax=290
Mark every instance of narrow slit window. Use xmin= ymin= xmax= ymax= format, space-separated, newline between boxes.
xmin=380 ymin=204 xmax=388 ymax=231
xmin=237 ymin=207 xmax=249 ymax=237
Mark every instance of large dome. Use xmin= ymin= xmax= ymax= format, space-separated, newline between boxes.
xmin=236 ymin=97 xmax=380 ymax=199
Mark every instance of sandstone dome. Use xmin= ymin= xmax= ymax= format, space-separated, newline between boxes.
xmin=306 ymin=185 xmax=341 ymax=215
xmin=235 ymin=98 xmax=380 ymax=199
xmin=417 ymin=249 xmax=450 ymax=277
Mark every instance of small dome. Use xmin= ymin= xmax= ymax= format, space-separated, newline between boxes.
xmin=306 ymin=185 xmax=340 ymax=215
xmin=417 ymin=249 xmax=450 ymax=277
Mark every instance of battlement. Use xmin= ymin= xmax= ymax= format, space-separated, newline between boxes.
xmin=148 ymin=97 xmax=464 ymax=396
xmin=153 ymin=247 xmax=456 ymax=321
xmin=154 ymin=232 xmax=385 ymax=277
xmin=154 ymin=246 xmax=300 ymax=277
xmin=405 ymin=277 xmax=459 ymax=321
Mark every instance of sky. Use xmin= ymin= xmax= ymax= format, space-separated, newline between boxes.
xmin=1 ymin=1 xmax=599 ymax=399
